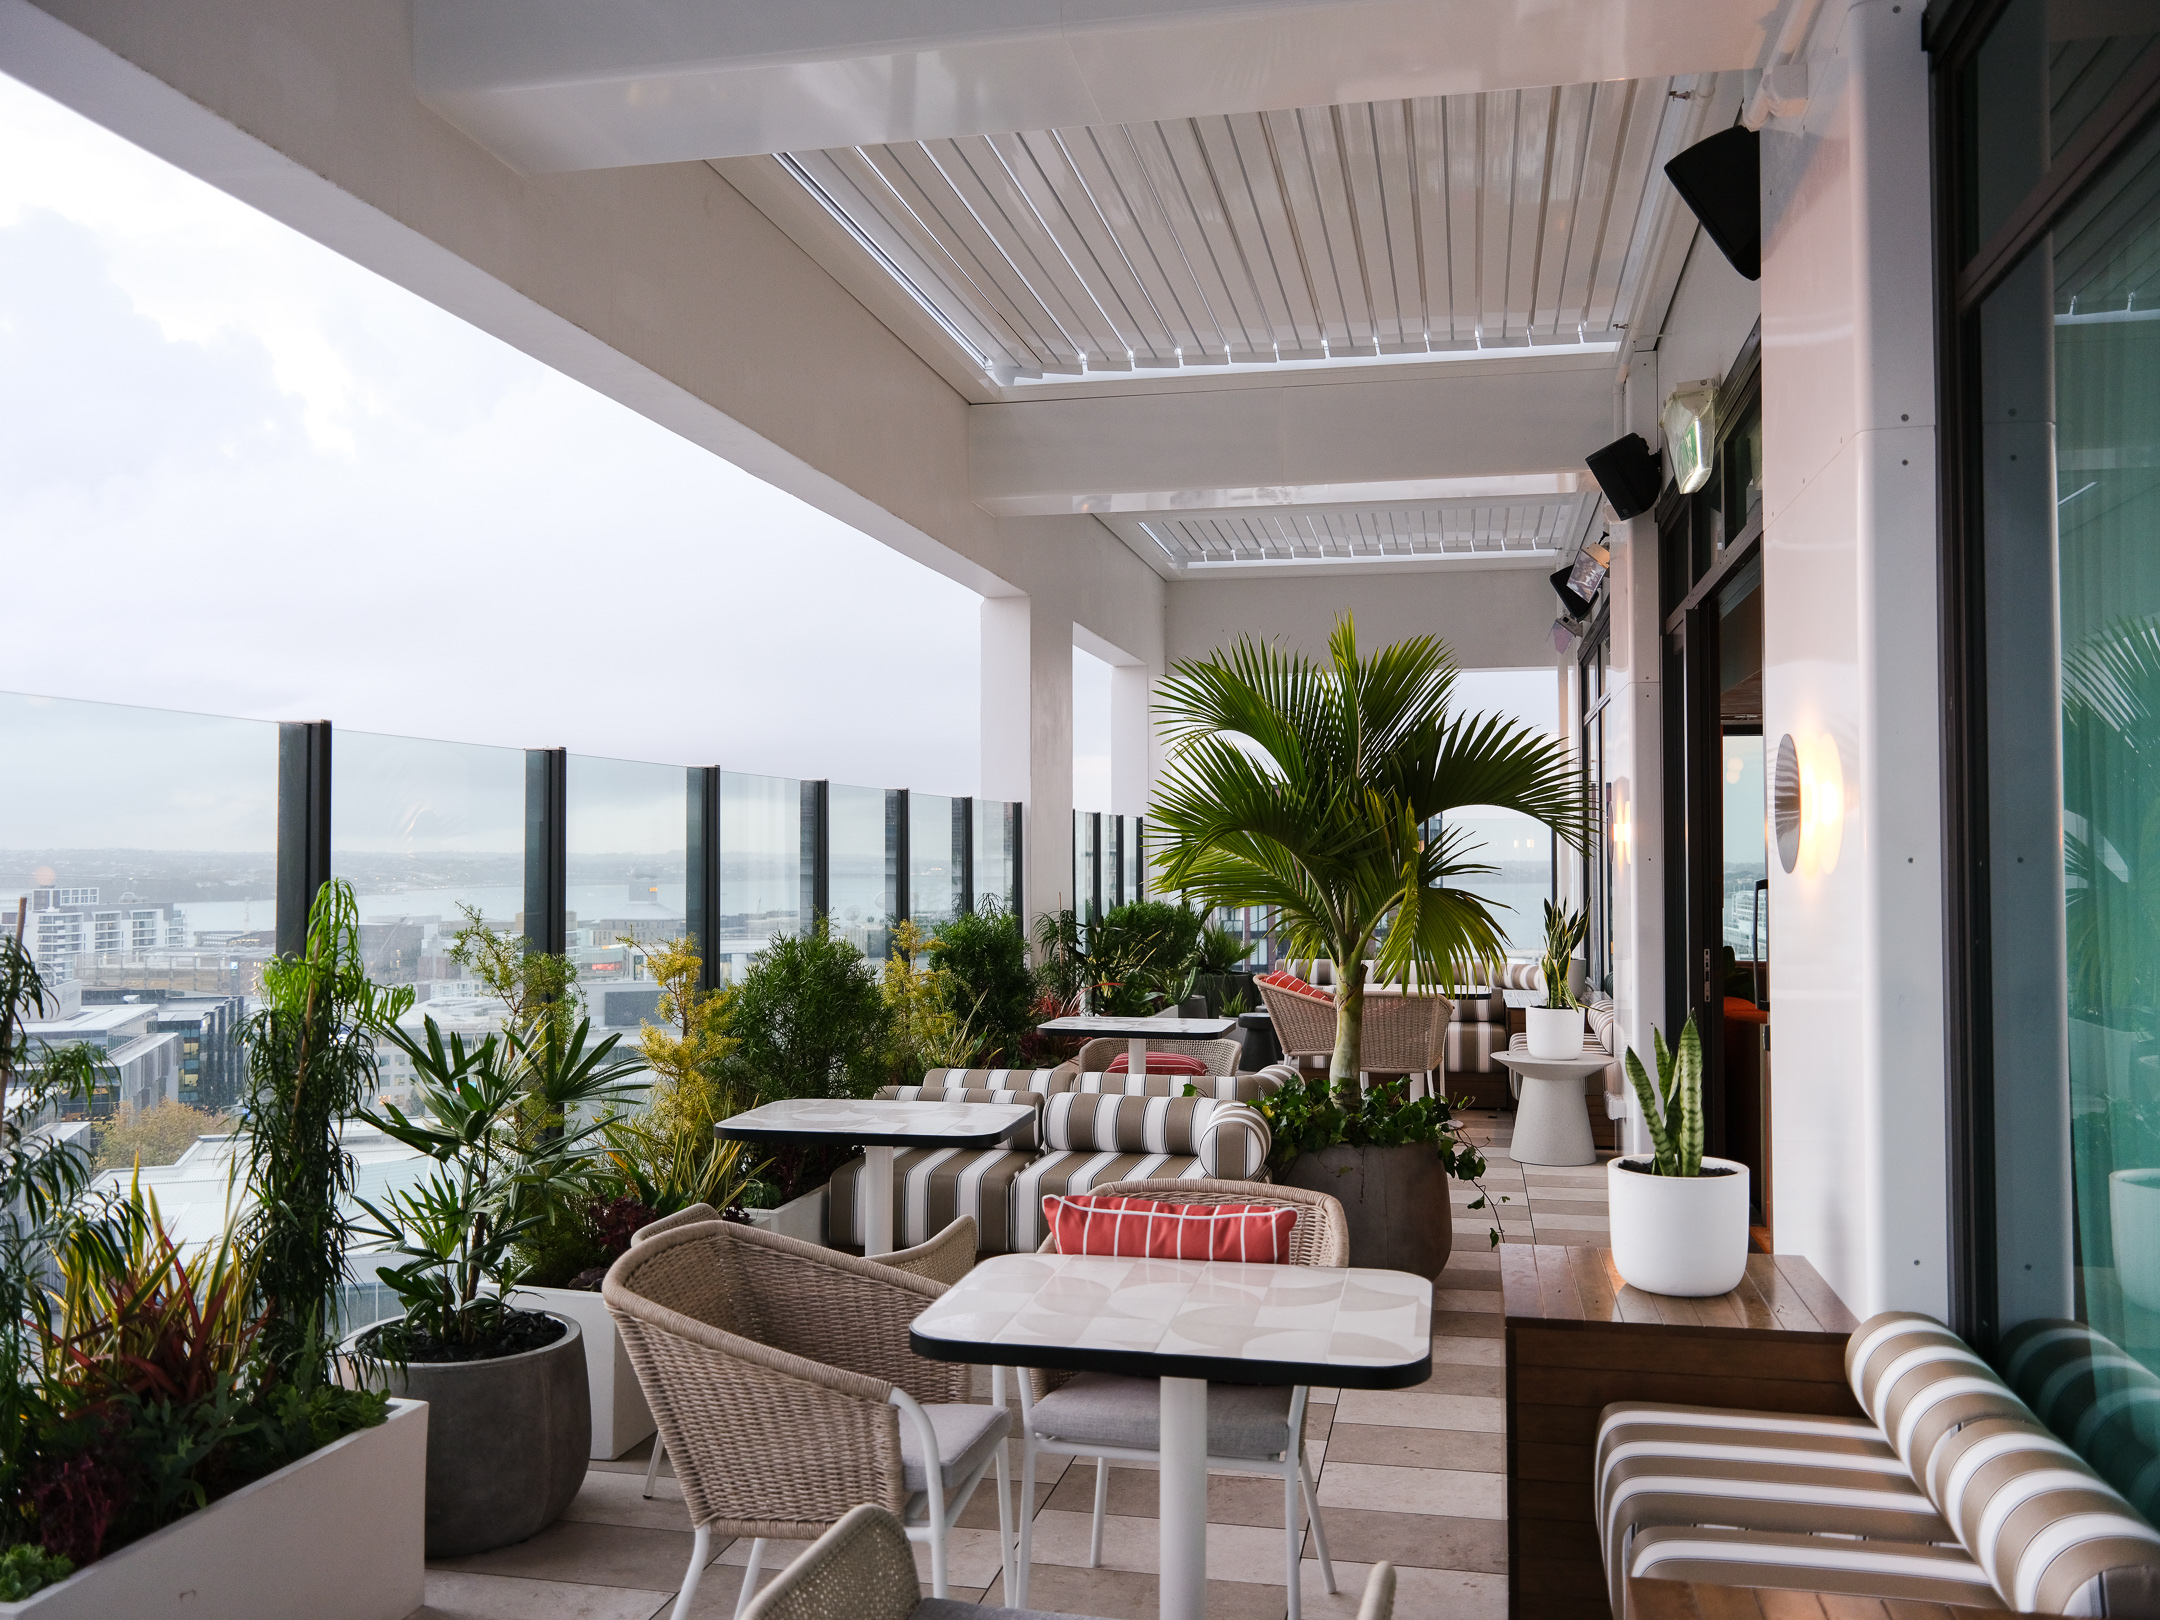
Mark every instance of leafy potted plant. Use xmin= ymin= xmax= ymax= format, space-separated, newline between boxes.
xmin=1253 ymin=1071 xmax=1509 ymax=1273
xmin=352 ymin=1000 xmax=643 ymax=1555
xmin=1150 ymin=617 xmax=1582 ymax=1263
xmin=1526 ymin=900 xmax=1588 ymax=1058
xmin=924 ymin=904 xmax=1036 ymax=1066
xmin=1608 ymin=1018 xmax=1750 ymax=1296
xmin=0 ymin=882 xmax=424 ymax=1618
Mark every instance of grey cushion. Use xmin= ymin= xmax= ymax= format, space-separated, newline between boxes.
xmin=1029 ymin=1372 xmax=1295 ymax=1459
xmin=899 ymin=1402 xmax=1011 ymax=1494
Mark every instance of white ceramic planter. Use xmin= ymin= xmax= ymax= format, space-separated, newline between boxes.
xmin=2110 ymin=1169 xmax=2160 ymax=1311
xmin=508 ymin=1283 xmax=656 ymax=1460
xmin=744 ymin=1184 xmax=829 ymax=1245
xmin=0 ymin=1399 xmax=425 ymax=1619
xmin=1608 ymin=1154 xmax=1751 ymax=1296
xmin=1525 ymin=1005 xmax=1585 ymax=1060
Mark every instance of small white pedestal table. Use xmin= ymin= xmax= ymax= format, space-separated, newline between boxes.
xmin=1033 ymin=1013 xmax=1237 ymax=1077
xmin=716 ymin=1098 xmax=1035 ymax=1258
xmin=909 ymin=1252 xmax=1432 ymax=1620
xmin=1491 ymin=1051 xmax=1608 ymax=1166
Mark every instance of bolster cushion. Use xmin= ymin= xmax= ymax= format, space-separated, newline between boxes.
xmin=874 ymin=1084 xmax=1049 ymax=1149
xmin=1848 ymin=1310 xmax=2039 ymax=1481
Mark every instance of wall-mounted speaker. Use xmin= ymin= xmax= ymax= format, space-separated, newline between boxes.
xmin=1585 ymin=433 xmax=1664 ymax=521
xmin=1550 ymin=567 xmax=1593 ymax=620
xmin=1665 ymin=126 xmax=1761 ymax=282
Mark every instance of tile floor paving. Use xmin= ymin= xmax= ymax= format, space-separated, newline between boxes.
xmin=408 ymin=1110 xmax=1610 ymax=1620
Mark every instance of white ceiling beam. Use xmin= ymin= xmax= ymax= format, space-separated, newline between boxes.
xmin=413 ymin=0 xmax=1781 ymax=172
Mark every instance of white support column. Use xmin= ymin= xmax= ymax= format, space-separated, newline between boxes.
xmin=1028 ymin=604 xmax=1076 ymax=928
xmin=1110 ymin=661 xmax=1150 ymax=817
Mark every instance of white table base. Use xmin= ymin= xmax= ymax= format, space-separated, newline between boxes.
xmin=1128 ymin=1036 xmax=1150 ymax=1075
xmin=862 ymin=1144 xmax=895 ymax=1257
xmin=1158 ymin=1377 xmax=1208 ymax=1620
xmin=1512 ymin=1074 xmax=1597 ymax=1166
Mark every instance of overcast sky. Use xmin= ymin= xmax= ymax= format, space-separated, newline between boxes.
xmin=0 ymin=70 xmax=984 ymax=811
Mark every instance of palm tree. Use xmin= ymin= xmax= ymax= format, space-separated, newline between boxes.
xmin=1150 ymin=617 xmax=1586 ymax=1095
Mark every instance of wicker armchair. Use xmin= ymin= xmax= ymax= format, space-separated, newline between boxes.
xmin=1356 ymin=994 xmax=1451 ymax=1098
xmin=743 ymin=1503 xmax=1399 ymax=1620
xmin=1254 ymin=978 xmax=1339 ymax=1069
xmin=1073 ymin=1035 xmax=1244 ymax=1076
xmin=1014 ymin=1178 xmax=1349 ymax=1619
xmin=605 ymin=1221 xmax=1011 ymax=1620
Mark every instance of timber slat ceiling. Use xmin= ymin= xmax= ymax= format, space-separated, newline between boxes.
xmin=780 ymin=76 xmax=1721 ymax=381
xmin=1108 ymin=493 xmax=1600 ymax=568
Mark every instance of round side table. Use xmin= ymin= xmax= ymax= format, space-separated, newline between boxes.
xmin=1491 ymin=1051 xmax=1610 ymax=1166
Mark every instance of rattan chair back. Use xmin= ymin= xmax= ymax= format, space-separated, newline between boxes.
xmin=1253 ymin=979 xmax=1339 ymax=1061
xmin=1040 ymin=1177 xmax=1350 ymax=1268
xmin=1074 ymin=1036 xmax=1243 ymax=1076
xmin=1354 ymin=994 xmax=1450 ymax=1077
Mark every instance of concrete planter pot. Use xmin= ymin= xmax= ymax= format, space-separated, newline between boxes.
xmin=744 ymin=1184 xmax=828 ymax=1245
xmin=0 ymin=1400 xmax=425 ymax=1619
xmin=1280 ymin=1142 xmax=1453 ymax=1278
xmin=1525 ymin=1006 xmax=1585 ymax=1059
xmin=1608 ymin=1155 xmax=1750 ymax=1296
xmin=508 ymin=1284 xmax=655 ymax=1460
xmin=352 ymin=1313 xmax=589 ymax=1557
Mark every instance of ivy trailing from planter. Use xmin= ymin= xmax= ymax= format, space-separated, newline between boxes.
xmin=1248 ymin=1072 xmax=1512 ymax=1245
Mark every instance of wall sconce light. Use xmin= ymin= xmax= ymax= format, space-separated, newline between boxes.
xmin=1661 ymin=382 xmax=1719 ymax=495
xmin=1774 ymin=731 xmax=1844 ymax=877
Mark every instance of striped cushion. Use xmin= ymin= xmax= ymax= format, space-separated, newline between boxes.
xmin=1257 ymin=970 xmax=1332 ymax=1004
xmin=1073 ymin=1071 xmax=1285 ymax=1101
xmin=920 ymin=1067 xmax=1072 ymax=1094
xmin=1010 ymin=1151 xmax=1209 ymax=1253
xmin=1043 ymin=1193 xmax=1297 ymax=1262
xmin=1585 ymin=998 xmax=1618 ymax=1056
xmin=2000 ymin=1319 xmax=2160 ymax=1524
xmin=1596 ymin=1403 xmax=1951 ymax=1617
xmin=874 ymin=1085 xmax=1049 ymax=1149
xmin=1042 ymin=1093 xmax=1270 ymax=1179
xmin=1848 ymin=1311 xmax=2038 ymax=1480
xmin=828 ymin=1145 xmax=1036 ymax=1256
xmin=1194 ymin=1103 xmax=1269 ymax=1180
xmin=1444 ymin=1019 xmax=1508 ymax=1073
xmin=1929 ymin=1413 xmax=2160 ymax=1616
xmin=1625 ymin=1523 xmax=2002 ymax=1608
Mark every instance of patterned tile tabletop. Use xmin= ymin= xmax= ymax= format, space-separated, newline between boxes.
xmin=715 ymin=1097 xmax=1038 ymax=1147
xmin=911 ymin=1252 xmax=1432 ymax=1386
xmin=1035 ymin=1015 xmax=1238 ymax=1039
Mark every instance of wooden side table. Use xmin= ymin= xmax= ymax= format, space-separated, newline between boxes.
xmin=1502 ymin=1245 xmax=1861 ymax=1620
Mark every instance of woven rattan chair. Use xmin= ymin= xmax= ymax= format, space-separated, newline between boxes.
xmin=630 ymin=1212 xmax=982 ymax=1498
xmin=1073 ymin=1036 xmax=1244 ymax=1076
xmin=1356 ymin=994 xmax=1451 ymax=1098
xmin=742 ymin=1503 xmax=1399 ymax=1620
xmin=605 ymin=1220 xmax=1011 ymax=1619
xmin=1013 ymin=1179 xmax=1351 ymax=1619
xmin=1254 ymin=978 xmax=1338 ymax=1070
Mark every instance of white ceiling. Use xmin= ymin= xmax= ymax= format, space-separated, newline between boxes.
xmin=1103 ymin=490 xmax=1602 ymax=573
xmin=778 ymin=74 xmax=1719 ymax=387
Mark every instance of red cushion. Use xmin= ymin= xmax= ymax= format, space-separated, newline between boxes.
xmin=1104 ymin=1052 xmax=1209 ymax=1076
xmin=1257 ymin=971 xmax=1332 ymax=1004
xmin=1043 ymin=1193 xmax=1298 ymax=1263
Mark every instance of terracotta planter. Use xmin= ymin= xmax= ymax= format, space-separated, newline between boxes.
xmin=350 ymin=1313 xmax=589 ymax=1557
xmin=1280 ymin=1142 xmax=1454 ymax=1277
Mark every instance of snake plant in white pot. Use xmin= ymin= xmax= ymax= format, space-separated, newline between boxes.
xmin=1524 ymin=900 xmax=1587 ymax=1058
xmin=1608 ymin=1017 xmax=1750 ymax=1296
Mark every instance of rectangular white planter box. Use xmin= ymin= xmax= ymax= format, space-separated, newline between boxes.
xmin=744 ymin=1184 xmax=828 ymax=1245
xmin=1 ymin=1397 xmax=426 ymax=1619
xmin=508 ymin=1283 xmax=656 ymax=1460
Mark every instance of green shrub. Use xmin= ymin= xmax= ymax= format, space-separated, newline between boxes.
xmin=725 ymin=922 xmax=890 ymax=1104
xmin=928 ymin=907 xmax=1035 ymax=1064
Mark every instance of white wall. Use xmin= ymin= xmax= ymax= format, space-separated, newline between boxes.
xmin=1758 ymin=0 xmax=1946 ymax=1317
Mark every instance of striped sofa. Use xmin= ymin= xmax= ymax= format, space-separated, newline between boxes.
xmin=1600 ymin=1310 xmax=2160 ymax=1616
xmin=827 ymin=1065 xmax=1283 ymax=1258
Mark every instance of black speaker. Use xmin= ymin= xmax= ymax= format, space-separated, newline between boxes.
xmin=1550 ymin=568 xmax=1594 ymax=620
xmin=1585 ymin=432 xmax=1664 ymax=521
xmin=1665 ymin=125 xmax=1760 ymax=281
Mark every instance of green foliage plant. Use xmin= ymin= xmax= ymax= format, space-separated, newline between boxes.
xmin=881 ymin=921 xmax=982 ymax=1080
xmin=1622 ymin=1017 xmax=1707 ymax=1177
xmin=724 ymin=920 xmax=890 ymax=1104
xmin=447 ymin=903 xmax=583 ymax=1053
xmin=925 ymin=906 xmax=1035 ymax=1064
xmin=1539 ymin=900 xmax=1587 ymax=1012
xmin=93 ymin=1102 xmax=238 ymax=1174
xmin=1029 ymin=900 xmax=1221 ymax=1018
xmin=357 ymin=1016 xmax=643 ymax=1356
xmin=0 ymin=1543 xmax=71 ymax=1600
xmin=241 ymin=880 xmax=412 ymax=1381
xmin=1250 ymin=1072 xmax=1509 ymax=1245
xmin=1150 ymin=617 xmax=1585 ymax=1098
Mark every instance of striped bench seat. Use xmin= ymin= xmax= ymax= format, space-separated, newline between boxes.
xmin=1604 ymin=1309 xmax=2160 ymax=1619
xmin=828 ymin=1067 xmax=1284 ymax=1256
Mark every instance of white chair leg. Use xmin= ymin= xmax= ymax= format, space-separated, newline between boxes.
xmin=1017 ymin=1435 xmax=1037 ymax=1607
xmin=730 ymin=1536 xmax=765 ymax=1620
xmin=643 ymin=1438 xmax=667 ymax=1499
xmin=1299 ymin=1453 xmax=1336 ymax=1593
xmin=669 ymin=1524 xmax=710 ymax=1620
xmin=1285 ymin=1465 xmax=1303 ymax=1620
xmin=994 ymin=1444 xmax=1015 ymax=1600
xmin=930 ymin=1521 xmax=949 ymax=1599
xmin=1087 ymin=1455 xmax=1109 ymax=1567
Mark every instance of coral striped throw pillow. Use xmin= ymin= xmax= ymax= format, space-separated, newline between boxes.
xmin=1044 ymin=1193 xmax=1297 ymax=1263
xmin=1104 ymin=1051 xmax=1209 ymax=1076
xmin=1257 ymin=970 xmax=1332 ymax=1004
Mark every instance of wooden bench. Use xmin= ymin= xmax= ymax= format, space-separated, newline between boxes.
xmin=1502 ymin=1245 xmax=1861 ymax=1620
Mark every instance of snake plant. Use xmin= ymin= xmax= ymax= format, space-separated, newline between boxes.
xmin=1622 ymin=1017 xmax=1705 ymax=1176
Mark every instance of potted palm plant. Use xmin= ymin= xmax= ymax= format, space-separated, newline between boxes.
xmin=1608 ymin=1018 xmax=1750 ymax=1296
xmin=1526 ymin=900 xmax=1588 ymax=1058
xmin=1151 ymin=617 xmax=1584 ymax=1267
xmin=351 ymin=1006 xmax=643 ymax=1556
